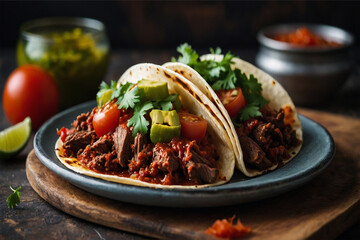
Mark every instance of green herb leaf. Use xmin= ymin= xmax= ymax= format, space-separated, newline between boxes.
xmin=99 ymin=81 xmax=110 ymax=91
xmin=7 ymin=186 xmax=21 ymax=208
xmin=211 ymin=70 xmax=236 ymax=91
xmin=173 ymin=43 xmax=269 ymax=123
xmin=174 ymin=43 xmax=199 ymax=66
xmin=208 ymin=66 xmax=223 ymax=79
xmin=155 ymin=94 xmax=181 ymax=111
xmin=128 ymin=102 xmax=153 ymax=137
xmin=159 ymin=101 xmax=173 ymax=111
xmin=110 ymin=80 xmax=118 ymax=89
xmin=96 ymin=80 xmax=120 ymax=107
xmin=238 ymin=104 xmax=263 ymax=122
xmin=118 ymin=87 xmax=140 ymax=109
xmin=114 ymin=82 xmax=133 ymax=105
xmin=210 ymin=47 xmax=222 ymax=55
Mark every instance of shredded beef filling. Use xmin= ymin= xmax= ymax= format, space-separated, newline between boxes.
xmin=91 ymin=136 xmax=113 ymax=154
xmin=60 ymin=112 xmax=219 ymax=185
xmin=236 ymin=107 xmax=301 ymax=171
xmin=63 ymin=130 xmax=96 ymax=157
xmin=112 ymin=124 xmax=133 ymax=168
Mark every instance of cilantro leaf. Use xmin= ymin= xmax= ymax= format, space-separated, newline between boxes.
xmin=174 ymin=43 xmax=199 ymax=65
xmin=210 ymin=47 xmax=222 ymax=55
xmin=127 ymin=102 xmax=153 ymax=137
xmin=208 ymin=66 xmax=224 ymax=79
xmin=110 ymin=80 xmax=118 ymax=89
xmin=172 ymin=43 xmax=269 ymax=123
xmin=159 ymin=101 xmax=173 ymax=111
xmin=163 ymin=94 xmax=181 ymax=111
xmin=7 ymin=186 xmax=21 ymax=208
xmin=152 ymin=94 xmax=181 ymax=111
xmin=99 ymin=81 xmax=110 ymax=91
xmin=247 ymin=74 xmax=262 ymax=93
xmin=211 ymin=70 xmax=236 ymax=91
xmin=118 ymin=87 xmax=140 ymax=109
xmin=238 ymin=104 xmax=262 ymax=121
xmin=96 ymin=81 xmax=117 ymax=107
xmin=114 ymin=82 xmax=133 ymax=104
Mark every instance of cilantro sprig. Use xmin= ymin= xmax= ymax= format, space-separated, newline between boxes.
xmin=127 ymin=102 xmax=153 ymax=136
xmin=97 ymin=80 xmax=181 ymax=137
xmin=172 ymin=43 xmax=268 ymax=123
xmin=7 ymin=186 xmax=21 ymax=208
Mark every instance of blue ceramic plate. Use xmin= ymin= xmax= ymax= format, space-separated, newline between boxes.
xmin=34 ymin=101 xmax=335 ymax=207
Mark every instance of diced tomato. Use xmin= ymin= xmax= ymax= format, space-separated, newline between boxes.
xmin=206 ymin=215 xmax=251 ymax=238
xmin=216 ymin=87 xmax=246 ymax=118
xmin=93 ymin=101 xmax=121 ymax=137
xmin=178 ymin=112 xmax=207 ymax=142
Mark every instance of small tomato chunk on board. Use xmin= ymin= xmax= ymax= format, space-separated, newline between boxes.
xmin=206 ymin=215 xmax=251 ymax=238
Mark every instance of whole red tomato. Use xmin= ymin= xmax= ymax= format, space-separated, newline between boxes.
xmin=3 ymin=65 xmax=59 ymax=129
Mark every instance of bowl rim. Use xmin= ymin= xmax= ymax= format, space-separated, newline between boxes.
xmin=257 ymin=23 xmax=354 ymax=53
xmin=20 ymin=17 xmax=107 ymax=42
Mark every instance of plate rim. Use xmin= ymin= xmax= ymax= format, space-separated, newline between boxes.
xmin=34 ymin=101 xmax=335 ymax=207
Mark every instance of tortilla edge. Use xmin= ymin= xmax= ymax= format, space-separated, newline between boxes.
xmin=55 ymin=63 xmax=235 ymax=189
xmin=164 ymin=55 xmax=303 ymax=177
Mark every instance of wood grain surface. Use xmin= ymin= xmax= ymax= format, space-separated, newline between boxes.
xmin=26 ymin=108 xmax=360 ymax=240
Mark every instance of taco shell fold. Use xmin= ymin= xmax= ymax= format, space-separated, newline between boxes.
xmin=56 ymin=63 xmax=235 ymax=188
xmin=164 ymin=55 xmax=303 ymax=177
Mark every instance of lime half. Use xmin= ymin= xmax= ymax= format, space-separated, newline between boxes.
xmin=0 ymin=117 xmax=32 ymax=160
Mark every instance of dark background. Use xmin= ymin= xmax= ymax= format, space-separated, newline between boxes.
xmin=0 ymin=2 xmax=359 ymax=239
xmin=1 ymin=1 xmax=359 ymax=51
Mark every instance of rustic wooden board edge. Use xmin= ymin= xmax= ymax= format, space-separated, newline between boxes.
xmin=309 ymin=202 xmax=360 ymax=240
xmin=25 ymin=108 xmax=360 ymax=240
xmin=26 ymin=150 xmax=216 ymax=240
xmin=298 ymin=108 xmax=360 ymax=240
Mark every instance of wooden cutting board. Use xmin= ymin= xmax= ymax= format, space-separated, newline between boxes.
xmin=26 ymin=108 xmax=360 ymax=240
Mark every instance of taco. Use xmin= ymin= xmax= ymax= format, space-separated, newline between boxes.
xmin=164 ymin=44 xmax=302 ymax=177
xmin=55 ymin=63 xmax=235 ymax=188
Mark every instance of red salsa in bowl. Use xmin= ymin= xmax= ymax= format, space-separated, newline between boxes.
xmin=272 ymin=27 xmax=342 ymax=47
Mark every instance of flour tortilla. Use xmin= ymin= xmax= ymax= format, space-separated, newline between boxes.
xmin=164 ymin=55 xmax=302 ymax=177
xmin=56 ymin=63 xmax=235 ymax=189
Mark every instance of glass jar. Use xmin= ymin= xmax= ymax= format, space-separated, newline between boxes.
xmin=17 ymin=17 xmax=110 ymax=109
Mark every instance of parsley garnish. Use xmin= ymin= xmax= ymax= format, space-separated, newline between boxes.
xmin=173 ymin=43 xmax=268 ymax=123
xmin=7 ymin=186 xmax=21 ymax=208
xmin=96 ymin=81 xmax=181 ymax=137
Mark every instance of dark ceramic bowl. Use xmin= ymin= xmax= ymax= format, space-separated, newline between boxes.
xmin=256 ymin=23 xmax=354 ymax=106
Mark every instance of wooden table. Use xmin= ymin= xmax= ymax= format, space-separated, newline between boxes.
xmin=1 ymin=48 xmax=360 ymax=239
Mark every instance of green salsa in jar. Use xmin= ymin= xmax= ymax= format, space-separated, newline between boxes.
xmin=17 ymin=17 xmax=110 ymax=109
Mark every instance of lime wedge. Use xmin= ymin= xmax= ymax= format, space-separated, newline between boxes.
xmin=0 ymin=117 xmax=32 ymax=160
